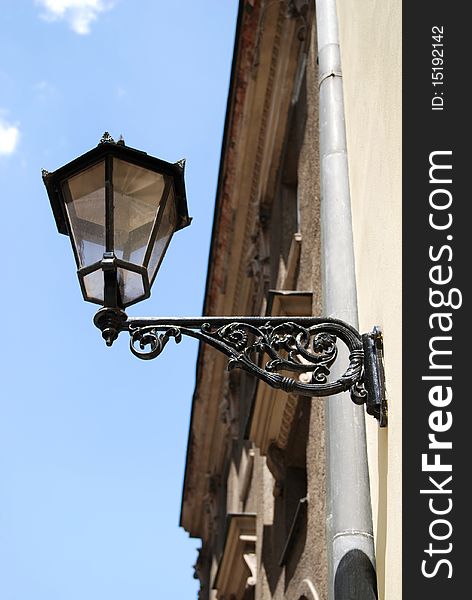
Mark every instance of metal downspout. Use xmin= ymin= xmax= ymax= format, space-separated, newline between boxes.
xmin=315 ymin=0 xmax=378 ymax=598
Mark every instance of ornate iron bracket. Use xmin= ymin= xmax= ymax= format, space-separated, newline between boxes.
xmin=93 ymin=308 xmax=387 ymax=425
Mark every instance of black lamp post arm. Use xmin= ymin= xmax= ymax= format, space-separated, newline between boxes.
xmin=93 ymin=310 xmax=386 ymax=425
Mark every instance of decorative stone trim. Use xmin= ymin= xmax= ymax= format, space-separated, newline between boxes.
xmin=213 ymin=514 xmax=257 ymax=599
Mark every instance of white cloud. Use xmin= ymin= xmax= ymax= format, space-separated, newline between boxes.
xmin=36 ymin=0 xmax=115 ymax=35
xmin=0 ymin=117 xmax=20 ymax=156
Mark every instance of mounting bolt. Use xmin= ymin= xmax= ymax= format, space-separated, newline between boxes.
xmin=362 ymin=327 xmax=388 ymax=427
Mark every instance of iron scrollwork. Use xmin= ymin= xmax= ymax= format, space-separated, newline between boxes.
xmin=123 ymin=316 xmax=368 ymax=404
xmin=92 ymin=309 xmax=386 ymax=423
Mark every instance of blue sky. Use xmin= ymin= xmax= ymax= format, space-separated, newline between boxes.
xmin=0 ymin=1 xmax=238 ymax=598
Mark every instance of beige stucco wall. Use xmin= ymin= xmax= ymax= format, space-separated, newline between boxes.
xmin=335 ymin=1 xmax=402 ymax=599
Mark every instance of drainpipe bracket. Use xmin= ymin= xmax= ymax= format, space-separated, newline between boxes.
xmin=318 ymin=69 xmax=343 ymax=87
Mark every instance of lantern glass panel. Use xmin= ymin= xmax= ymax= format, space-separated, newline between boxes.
xmin=82 ymin=269 xmax=104 ymax=303
xmin=147 ymin=186 xmax=177 ymax=283
xmin=113 ymin=158 xmax=166 ymax=266
xmin=117 ymin=268 xmax=146 ymax=305
xmin=63 ymin=161 xmax=106 ymax=268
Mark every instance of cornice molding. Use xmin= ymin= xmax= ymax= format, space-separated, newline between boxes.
xmin=231 ymin=1 xmax=302 ymax=315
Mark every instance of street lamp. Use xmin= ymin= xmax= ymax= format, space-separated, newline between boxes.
xmin=43 ymin=134 xmax=387 ymax=426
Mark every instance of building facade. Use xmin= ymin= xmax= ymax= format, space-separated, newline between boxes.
xmin=180 ymin=1 xmax=401 ymax=599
